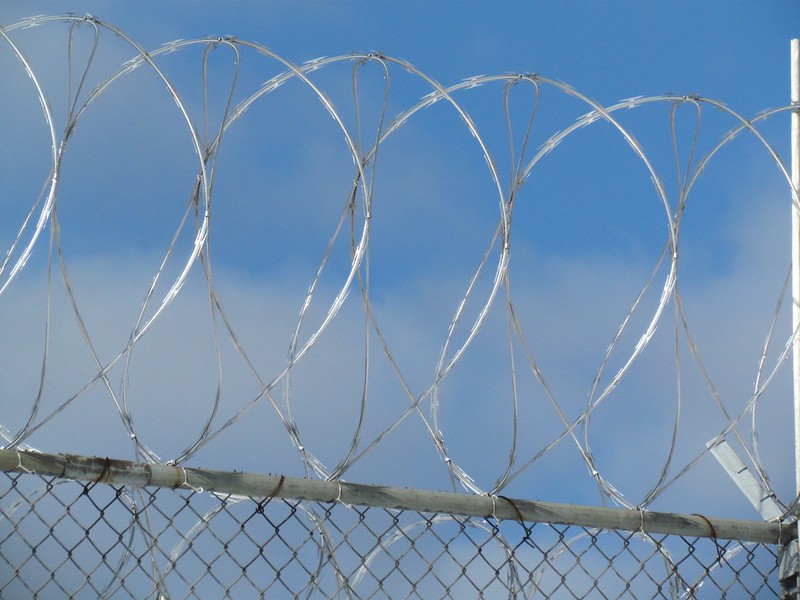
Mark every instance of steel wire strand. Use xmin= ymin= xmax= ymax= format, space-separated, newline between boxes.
xmin=750 ymin=267 xmax=790 ymax=496
xmin=281 ymin=55 xmax=391 ymax=481
xmin=582 ymin=99 xmax=703 ymax=510
xmin=161 ymin=39 xmax=242 ymax=466
xmin=324 ymin=58 xmax=392 ymax=482
xmin=639 ymin=101 xmax=800 ymax=509
xmin=0 ymin=16 xmax=797 ymax=544
xmin=489 ymin=241 xmax=670 ymax=496
xmin=7 ymin=34 xmax=373 ymax=472
xmin=0 ymin=23 xmax=59 ymax=297
xmin=167 ymin=47 xmax=375 ymax=473
xmin=3 ymin=18 xmax=213 ymax=459
xmin=430 ymin=78 xmax=540 ymax=497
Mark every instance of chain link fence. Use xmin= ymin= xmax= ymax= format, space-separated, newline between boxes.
xmin=0 ymin=450 xmax=793 ymax=598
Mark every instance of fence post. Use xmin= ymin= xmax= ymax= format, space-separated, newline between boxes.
xmin=786 ymin=36 xmax=800 ymax=600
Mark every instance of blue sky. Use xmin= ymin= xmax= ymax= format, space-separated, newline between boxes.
xmin=0 ymin=1 xmax=799 ymax=521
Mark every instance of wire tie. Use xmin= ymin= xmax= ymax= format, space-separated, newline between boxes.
xmin=95 ymin=457 xmax=112 ymax=483
xmin=267 ymin=475 xmax=285 ymax=501
xmin=497 ymin=495 xmax=525 ymax=523
xmin=336 ymin=481 xmax=353 ymax=509
xmin=180 ymin=467 xmax=203 ymax=494
xmin=692 ymin=513 xmax=725 ymax=564
xmin=15 ymin=451 xmax=33 ymax=474
xmin=635 ymin=507 xmax=650 ymax=541
xmin=487 ymin=494 xmax=498 ymax=521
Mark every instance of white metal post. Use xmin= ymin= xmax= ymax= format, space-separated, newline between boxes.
xmin=792 ymin=38 xmax=800 ymax=499
xmin=789 ymin=38 xmax=800 ymax=599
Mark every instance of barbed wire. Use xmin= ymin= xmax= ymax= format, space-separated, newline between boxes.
xmin=0 ymin=14 xmax=797 ymax=520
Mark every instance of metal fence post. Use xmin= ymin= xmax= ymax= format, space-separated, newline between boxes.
xmin=787 ymin=36 xmax=800 ymax=600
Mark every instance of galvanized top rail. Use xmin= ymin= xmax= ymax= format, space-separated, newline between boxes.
xmin=0 ymin=448 xmax=794 ymax=545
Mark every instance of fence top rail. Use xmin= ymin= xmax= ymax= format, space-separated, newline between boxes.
xmin=0 ymin=448 xmax=794 ymax=545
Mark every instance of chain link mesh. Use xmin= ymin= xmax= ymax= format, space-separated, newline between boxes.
xmin=0 ymin=469 xmax=783 ymax=599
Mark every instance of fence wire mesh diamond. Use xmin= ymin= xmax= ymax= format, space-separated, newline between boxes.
xmin=0 ymin=468 xmax=785 ymax=599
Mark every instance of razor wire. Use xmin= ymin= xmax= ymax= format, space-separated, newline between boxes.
xmin=0 ymin=14 xmax=798 ymax=522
